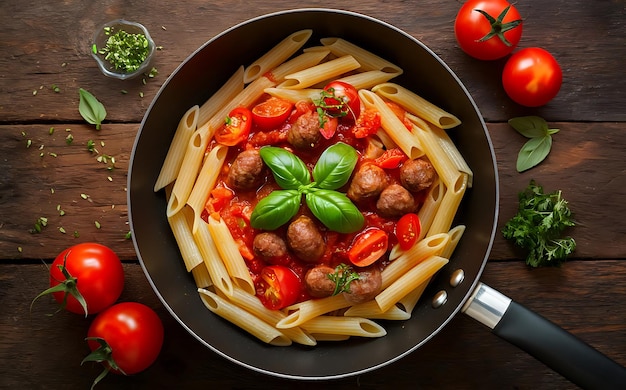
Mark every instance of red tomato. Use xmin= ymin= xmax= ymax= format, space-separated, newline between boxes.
xmin=215 ymin=107 xmax=252 ymax=146
xmin=348 ymin=228 xmax=389 ymax=267
xmin=374 ymin=148 xmax=407 ymax=169
xmin=322 ymin=81 xmax=361 ymax=122
xmin=319 ymin=116 xmax=338 ymax=139
xmin=353 ymin=108 xmax=381 ymax=138
xmin=454 ymin=0 xmax=523 ymax=60
xmin=502 ymin=47 xmax=563 ymax=107
xmin=396 ymin=213 xmax=421 ymax=250
xmin=251 ymin=97 xmax=294 ymax=130
xmin=84 ymin=302 xmax=164 ymax=380
xmin=33 ymin=243 xmax=124 ymax=316
xmin=258 ymin=265 xmax=301 ymax=310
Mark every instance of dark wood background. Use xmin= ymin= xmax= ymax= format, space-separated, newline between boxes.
xmin=1 ymin=0 xmax=624 ymax=389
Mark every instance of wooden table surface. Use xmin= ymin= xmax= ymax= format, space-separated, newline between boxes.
xmin=1 ymin=1 xmax=625 ymax=389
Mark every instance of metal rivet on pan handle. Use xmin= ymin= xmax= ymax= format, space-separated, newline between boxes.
xmin=432 ymin=290 xmax=448 ymax=308
xmin=450 ymin=269 xmax=465 ymax=287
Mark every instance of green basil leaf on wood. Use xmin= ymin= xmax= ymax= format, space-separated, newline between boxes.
xmin=517 ymin=135 xmax=552 ymax=172
xmin=305 ymin=189 xmax=364 ymax=233
xmin=313 ymin=142 xmax=358 ymax=190
xmin=508 ymin=116 xmax=549 ymax=138
xmin=259 ymin=146 xmax=310 ymax=190
xmin=250 ymin=190 xmax=301 ymax=230
xmin=78 ymin=88 xmax=107 ymax=130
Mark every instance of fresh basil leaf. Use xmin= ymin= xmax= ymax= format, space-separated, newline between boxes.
xmin=259 ymin=147 xmax=310 ymax=190
xmin=78 ymin=88 xmax=107 ymax=130
xmin=313 ymin=142 xmax=358 ymax=190
xmin=250 ymin=190 xmax=301 ymax=230
xmin=517 ymin=135 xmax=552 ymax=172
xmin=508 ymin=116 xmax=549 ymax=139
xmin=305 ymin=189 xmax=364 ymax=233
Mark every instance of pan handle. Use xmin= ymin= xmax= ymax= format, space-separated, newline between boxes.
xmin=462 ymin=282 xmax=626 ymax=390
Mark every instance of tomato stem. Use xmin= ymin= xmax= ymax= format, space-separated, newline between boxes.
xmin=475 ymin=5 xmax=522 ymax=47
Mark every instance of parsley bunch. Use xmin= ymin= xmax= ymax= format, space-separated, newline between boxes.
xmin=502 ymin=180 xmax=576 ymax=267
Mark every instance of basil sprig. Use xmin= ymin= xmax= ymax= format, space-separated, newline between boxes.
xmin=509 ymin=116 xmax=559 ymax=172
xmin=251 ymin=143 xmax=363 ymax=233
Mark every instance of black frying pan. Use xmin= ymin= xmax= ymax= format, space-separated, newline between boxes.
xmin=127 ymin=9 xmax=626 ymax=389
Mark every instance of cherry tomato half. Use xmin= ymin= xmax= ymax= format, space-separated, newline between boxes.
xmin=84 ymin=302 xmax=164 ymax=379
xmin=348 ymin=228 xmax=389 ymax=267
xmin=454 ymin=0 xmax=523 ymax=60
xmin=258 ymin=265 xmax=301 ymax=310
xmin=322 ymin=81 xmax=361 ymax=122
xmin=319 ymin=116 xmax=339 ymax=140
xmin=502 ymin=47 xmax=563 ymax=107
xmin=396 ymin=213 xmax=422 ymax=251
xmin=215 ymin=107 xmax=252 ymax=146
xmin=32 ymin=243 xmax=124 ymax=316
xmin=251 ymin=97 xmax=294 ymax=130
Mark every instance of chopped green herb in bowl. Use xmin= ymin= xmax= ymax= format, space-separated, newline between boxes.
xmin=91 ymin=19 xmax=155 ymax=80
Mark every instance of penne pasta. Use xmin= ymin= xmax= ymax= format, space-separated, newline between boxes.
xmin=278 ymin=55 xmax=361 ymax=89
xmin=198 ymin=288 xmax=292 ymax=346
xmin=376 ymin=256 xmax=449 ymax=313
xmin=382 ymin=233 xmax=449 ymax=289
xmin=157 ymin=31 xmax=472 ymax=346
xmin=320 ymin=37 xmax=403 ymax=74
xmin=300 ymin=316 xmax=387 ymax=338
xmin=207 ymin=215 xmax=255 ymax=295
xmin=244 ymin=29 xmax=313 ymax=83
xmin=167 ymin=205 xmax=204 ymax=272
xmin=263 ymin=87 xmax=323 ymax=103
xmin=154 ymin=105 xmax=199 ymax=192
xmin=359 ymin=89 xmax=424 ymax=159
xmin=372 ymin=82 xmax=461 ymax=129
xmin=338 ymin=69 xmax=401 ymax=90
xmin=187 ymin=144 xmax=228 ymax=234
xmin=193 ymin=218 xmax=234 ymax=297
xmin=428 ymin=173 xmax=468 ymax=236
xmin=343 ymin=300 xmax=411 ymax=320
xmin=277 ymin=294 xmax=351 ymax=329
xmin=197 ymin=66 xmax=245 ymax=129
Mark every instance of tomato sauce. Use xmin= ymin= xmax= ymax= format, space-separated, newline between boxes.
xmin=202 ymin=94 xmax=428 ymax=305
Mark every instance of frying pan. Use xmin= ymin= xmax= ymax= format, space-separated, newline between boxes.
xmin=127 ymin=9 xmax=626 ymax=389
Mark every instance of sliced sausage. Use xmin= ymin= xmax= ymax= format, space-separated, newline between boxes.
xmin=227 ymin=149 xmax=264 ymax=190
xmin=286 ymin=215 xmax=326 ymax=263
xmin=347 ymin=163 xmax=388 ymax=202
xmin=376 ymin=183 xmax=416 ymax=218
xmin=342 ymin=267 xmax=382 ymax=304
xmin=400 ymin=158 xmax=437 ymax=192
xmin=304 ymin=265 xmax=336 ymax=298
xmin=287 ymin=111 xmax=321 ymax=149
xmin=253 ymin=232 xmax=288 ymax=264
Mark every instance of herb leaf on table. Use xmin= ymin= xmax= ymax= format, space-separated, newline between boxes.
xmin=502 ymin=180 xmax=576 ymax=267
xmin=509 ymin=116 xmax=559 ymax=172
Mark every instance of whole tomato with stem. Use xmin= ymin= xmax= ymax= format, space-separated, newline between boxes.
xmin=454 ymin=0 xmax=523 ymax=60
xmin=83 ymin=302 xmax=164 ymax=387
xmin=31 ymin=243 xmax=124 ymax=316
xmin=502 ymin=47 xmax=563 ymax=107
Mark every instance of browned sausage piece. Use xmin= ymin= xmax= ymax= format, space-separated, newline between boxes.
xmin=287 ymin=111 xmax=321 ymax=149
xmin=376 ymin=183 xmax=416 ymax=218
xmin=342 ymin=267 xmax=382 ymax=304
xmin=400 ymin=158 xmax=437 ymax=192
xmin=304 ymin=265 xmax=336 ymax=298
xmin=286 ymin=215 xmax=326 ymax=263
xmin=253 ymin=232 xmax=288 ymax=264
xmin=347 ymin=163 xmax=388 ymax=202
xmin=227 ymin=149 xmax=264 ymax=190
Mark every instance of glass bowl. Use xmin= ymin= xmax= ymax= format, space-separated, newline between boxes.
xmin=91 ymin=19 xmax=155 ymax=80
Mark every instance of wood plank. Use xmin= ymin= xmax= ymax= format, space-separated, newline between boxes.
xmin=2 ymin=260 xmax=624 ymax=389
xmin=1 ymin=1 xmax=625 ymax=124
xmin=2 ymin=122 xmax=624 ymax=261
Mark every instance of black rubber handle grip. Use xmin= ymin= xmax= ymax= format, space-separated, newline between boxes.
xmin=493 ymin=301 xmax=626 ymax=389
